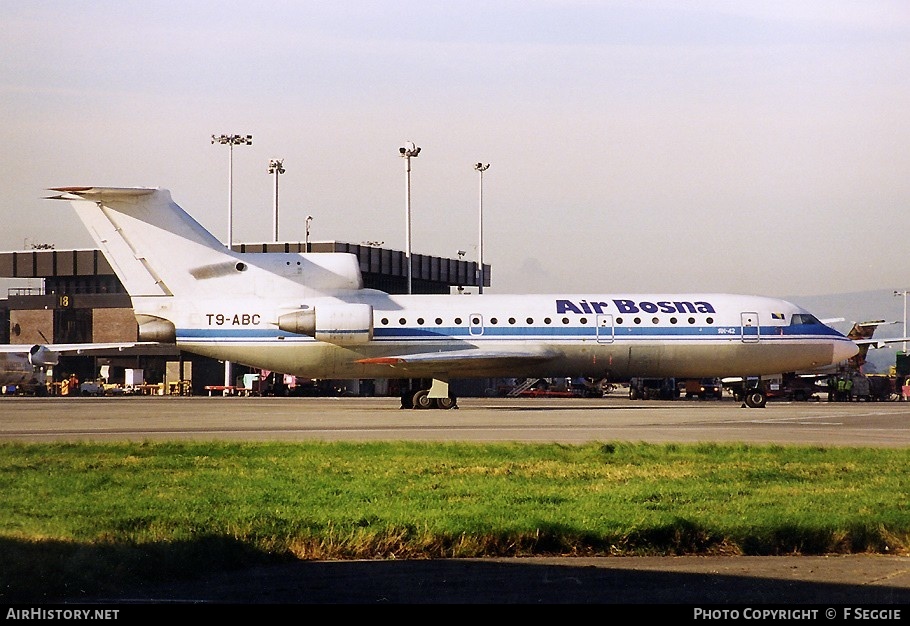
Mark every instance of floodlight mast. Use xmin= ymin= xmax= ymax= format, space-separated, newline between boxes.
xmin=399 ymin=141 xmax=421 ymax=294
xmin=895 ymin=290 xmax=909 ymax=353
xmin=211 ymin=133 xmax=252 ymax=389
xmin=305 ymin=215 xmax=313 ymax=253
xmin=268 ymin=158 xmax=285 ymax=242
xmin=474 ymin=162 xmax=490 ymax=294
xmin=211 ymin=134 xmax=253 ymax=249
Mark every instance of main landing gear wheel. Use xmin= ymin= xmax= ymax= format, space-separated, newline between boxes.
xmin=412 ymin=389 xmax=434 ymax=409
xmin=435 ymin=396 xmax=457 ymax=410
xmin=409 ymin=389 xmax=458 ymax=409
xmin=743 ymin=390 xmax=767 ymax=408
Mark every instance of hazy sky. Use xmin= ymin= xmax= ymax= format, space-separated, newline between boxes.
xmin=2 ymin=1 xmax=908 ymax=297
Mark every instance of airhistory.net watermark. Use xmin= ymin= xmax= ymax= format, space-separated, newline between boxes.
xmin=5 ymin=608 xmax=119 ymax=620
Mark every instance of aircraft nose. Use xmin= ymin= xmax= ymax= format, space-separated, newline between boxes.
xmin=834 ymin=340 xmax=860 ymax=364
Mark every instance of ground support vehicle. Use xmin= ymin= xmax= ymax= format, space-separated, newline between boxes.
xmin=681 ymin=378 xmax=723 ymax=400
xmin=629 ymin=378 xmax=679 ymax=400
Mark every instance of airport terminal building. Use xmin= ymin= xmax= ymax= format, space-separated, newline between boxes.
xmin=0 ymin=242 xmax=490 ymax=396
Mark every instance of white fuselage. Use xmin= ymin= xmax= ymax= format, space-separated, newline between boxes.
xmin=141 ymin=291 xmax=857 ymax=381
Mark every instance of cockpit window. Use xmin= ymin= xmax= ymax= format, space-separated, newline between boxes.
xmin=790 ymin=313 xmax=820 ymax=326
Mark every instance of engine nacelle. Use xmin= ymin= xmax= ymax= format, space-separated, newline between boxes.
xmin=28 ymin=345 xmax=59 ymax=367
xmin=136 ymin=315 xmax=177 ymax=343
xmin=277 ymin=303 xmax=373 ymax=345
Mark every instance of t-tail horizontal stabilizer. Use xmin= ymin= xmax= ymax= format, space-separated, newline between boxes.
xmin=49 ymin=187 xmax=365 ymax=299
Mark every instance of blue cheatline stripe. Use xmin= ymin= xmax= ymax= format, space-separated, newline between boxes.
xmin=178 ymin=328 xmax=367 ymax=339
xmin=180 ymin=329 xmax=285 ymax=338
xmin=373 ymin=325 xmax=843 ymax=339
xmin=179 ymin=321 xmax=841 ymax=339
xmin=177 ymin=325 xmax=846 ymax=344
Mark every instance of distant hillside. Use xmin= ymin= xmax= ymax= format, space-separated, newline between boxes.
xmin=786 ymin=290 xmax=908 ymax=374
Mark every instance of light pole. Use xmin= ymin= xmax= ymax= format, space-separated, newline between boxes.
xmin=895 ymin=290 xmax=908 ymax=353
xmin=268 ymin=158 xmax=285 ymax=243
xmin=305 ymin=215 xmax=313 ymax=253
xmin=212 ymin=133 xmax=251 ymax=390
xmin=399 ymin=141 xmax=420 ymax=294
xmin=474 ymin=162 xmax=490 ymax=294
xmin=211 ymin=134 xmax=252 ymax=249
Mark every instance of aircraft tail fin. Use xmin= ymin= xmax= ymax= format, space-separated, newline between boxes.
xmin=844 ymin=320 xmax=893 ymax=369
xmin=49 ymin=187 xmax=232 ymax=298
xmin=49 ymin=186 xmax=365 ymax=301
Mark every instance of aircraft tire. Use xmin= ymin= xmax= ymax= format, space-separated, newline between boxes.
xmin=744 ymin=390 xmax=767 ymax=408
xmin=435 ymin=396 xmax=457 ymax=410
xmin=412 ymin=389 xmax=433 ymax=409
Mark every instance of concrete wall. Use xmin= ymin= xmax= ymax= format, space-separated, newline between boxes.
xmin=9 ymin=309 xmax=54 ymax=344
xmin=91 ymin=308 xmax=138 ymax=343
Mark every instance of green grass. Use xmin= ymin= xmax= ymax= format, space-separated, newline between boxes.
xmin=1 ymin=440 xmax=909 ymax=601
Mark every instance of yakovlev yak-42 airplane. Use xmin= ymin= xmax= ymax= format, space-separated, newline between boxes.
xmin=46 ymin=187 xmax=858 ymax=409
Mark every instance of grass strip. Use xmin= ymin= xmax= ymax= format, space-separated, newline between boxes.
xmin=0 ymin=440 xmax=908 ymax=601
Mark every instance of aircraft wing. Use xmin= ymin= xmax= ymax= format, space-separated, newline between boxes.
xmin=0 ymin=342 xmax=162 ymax=353
xmin=356 ymin=348 xmax=558 ymax=371
xmin=0 ymin=343 xmax=165 ymax=366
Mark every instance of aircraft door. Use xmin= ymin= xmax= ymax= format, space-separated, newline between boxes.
xmin=741 ymin=312 xmax=760 ymax=343
xmin=596 ymin=314 xmax=614 ymax=343
xmin=469 ymin=313 xmax=484 ymax=336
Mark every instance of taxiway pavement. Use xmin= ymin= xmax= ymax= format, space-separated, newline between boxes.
xmin=4 ymin=395 xmax=909 ymax=605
